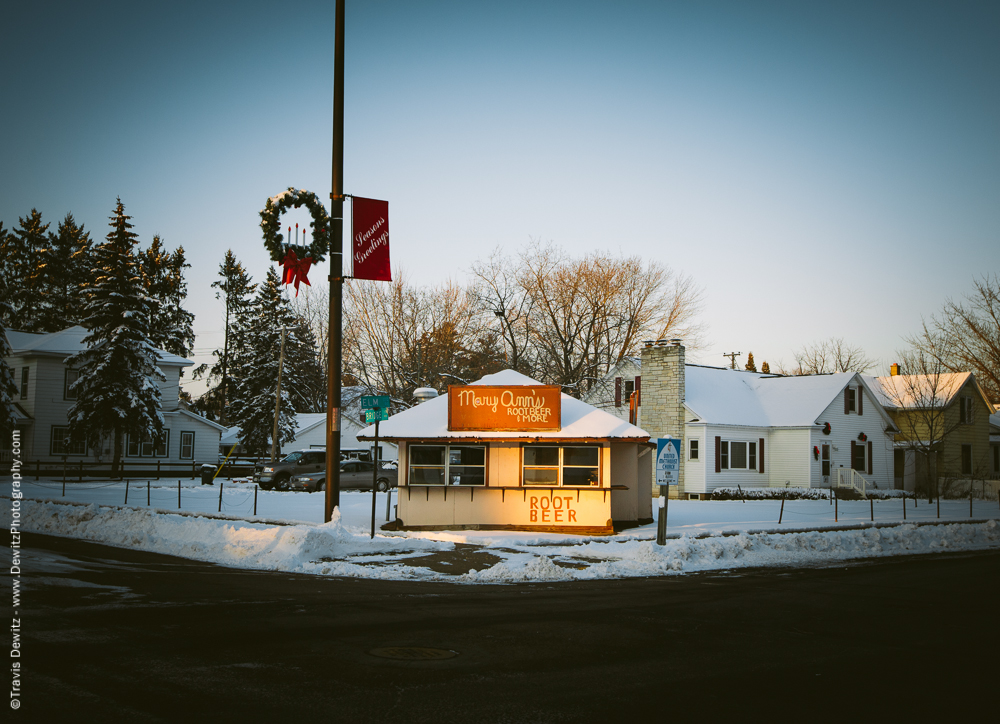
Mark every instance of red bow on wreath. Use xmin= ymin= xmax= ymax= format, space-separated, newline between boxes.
xmin=280 ymin=249 xmax=313 ymax=296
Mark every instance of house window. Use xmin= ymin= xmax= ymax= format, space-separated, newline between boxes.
xmin=960 ymin=397 xmax=975 ymax=425
xmin=50 ymin=426 xmax=87 ymax=456
xmin=64 ymin=368 xmax=80 ymax=400
xmin=20 ymin=367 xmax=28 ymax=400
xmin=689 ymin=439 xmax=699 ymax=461
xmin=523 ymin=445 xmax=600 ymax=486
xmin=852 ymin=442 xmax=866 ymax=472
xmin=127 ymin=431 xmax=169 ymax=458
xmin=846 ymin=387 xmax=857 ymax=413
xmin=720 ymin=440 xmax=757 ymax=470
xmin=822 ymin=444 xmax=831 ymax=477
xmin=961 ymin=444 xmax=972 ymax=476
xmin=408 ymin=444 xmax=486 ymax=485
xmin=180 ymin=431 xmax=195 ymax=460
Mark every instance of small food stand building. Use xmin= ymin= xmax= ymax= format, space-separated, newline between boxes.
xmin=358 ymin=371 xmax=653 ymax=535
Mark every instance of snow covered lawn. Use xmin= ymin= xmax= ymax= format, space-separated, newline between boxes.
xmin=4 ymin=476 xmax=1000 ymax=582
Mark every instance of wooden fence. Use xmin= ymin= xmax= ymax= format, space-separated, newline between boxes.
xmin=23 ymin=459 xmax=260 ymax=482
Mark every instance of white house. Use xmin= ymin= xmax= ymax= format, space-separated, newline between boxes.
xmin=586 ymin=340 xmax=898 ymax=497
xmin=4 ymin=326 xmax=224 ymax=467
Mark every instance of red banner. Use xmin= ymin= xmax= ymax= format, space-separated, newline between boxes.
xmin=351 ymin=197 xmax=391 ymax=282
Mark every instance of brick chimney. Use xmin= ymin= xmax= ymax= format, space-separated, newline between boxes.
xmin=640 ymin=338 xmax=685 ymax=496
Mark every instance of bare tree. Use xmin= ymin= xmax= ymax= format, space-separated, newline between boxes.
xmin=791 ymin=337 xmax=876 ymax=375
xmin=469 ymin=248 xmax=537 ymax=376
xmin=905 ymin=274 xmax=1000 ymax=406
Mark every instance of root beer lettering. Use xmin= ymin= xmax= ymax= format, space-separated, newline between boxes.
xmin=528 ymin=495 xmax=577 ymax=523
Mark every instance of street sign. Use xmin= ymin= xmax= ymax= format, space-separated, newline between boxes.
xmin=360 ymin=395 xmax=390 ymax=410
xmin=365 ymin=407 xmax=389 ymax=423
xmin=656 ymin=437 xmax=680 ymax=486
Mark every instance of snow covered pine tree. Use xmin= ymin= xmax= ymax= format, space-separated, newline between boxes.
xmin=66 ymin=198 xmax=165 ymax=475
xmin=228 ymin=267 xmax=325 ymax=463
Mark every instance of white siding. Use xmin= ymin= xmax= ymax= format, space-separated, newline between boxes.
xmin=767 ymin=429 xmax=811 ymax=487
xmin=813 ymin=389 xmax=893 ymax=491
xmin=699 ymin=426 xmax=771 ymax=493
xmin=682 ymin=423 xmax=707 ymax=493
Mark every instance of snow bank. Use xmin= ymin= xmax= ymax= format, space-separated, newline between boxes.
xmin=5 ymin=498 xmax=999 ymax=583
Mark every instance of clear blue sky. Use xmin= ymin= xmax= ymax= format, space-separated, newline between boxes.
xmin=2 ymin=0 xmax=997 ymax=394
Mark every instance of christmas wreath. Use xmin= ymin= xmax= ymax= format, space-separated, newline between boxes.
xmin=259 ymin=188 xmax=331 ymax=294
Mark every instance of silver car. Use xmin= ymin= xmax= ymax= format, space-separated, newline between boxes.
xmin=288 ymin=460 xmax=398 ymax=493
xmin=258 ymin=449 xmax=327 ymax=490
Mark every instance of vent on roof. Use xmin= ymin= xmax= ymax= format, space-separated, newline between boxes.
xmin=413 ymin=388 xmax=438 ymax=404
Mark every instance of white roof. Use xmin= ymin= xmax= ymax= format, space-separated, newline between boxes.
xmin=869 ymin=372 xmax=977 ymax=410
xmin=358 ymin=369 xmax=650 ymax=441
xmin=6 ymin=326 xmax=191 ymax=367
xmin=686 ymin=367 xmax=885 ymax=428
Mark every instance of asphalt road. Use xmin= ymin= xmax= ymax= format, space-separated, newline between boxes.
xmin=9 ymin=534 xmax=1000 ymax=723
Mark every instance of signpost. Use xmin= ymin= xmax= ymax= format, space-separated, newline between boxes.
xmin=655 ymin=437 xmax=680 ymax=545
xmin=361 ymin=396 xmax=390 ymax=538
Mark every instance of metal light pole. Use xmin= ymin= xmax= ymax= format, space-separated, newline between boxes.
xmin=325 ymin=0 xmax=345 ymax=523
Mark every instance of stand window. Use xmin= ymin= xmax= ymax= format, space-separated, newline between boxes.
xmin=409 ymin=444 xmax=486 ymax=485
xmin=523 ymin=445 xmax=600 ymax=486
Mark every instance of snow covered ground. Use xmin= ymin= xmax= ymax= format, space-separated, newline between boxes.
xmin=4 ymin=476 xmax=1000 ymax=582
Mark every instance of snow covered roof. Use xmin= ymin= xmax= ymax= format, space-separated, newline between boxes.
xmin=6 ymin=326 xmax=191 ymax=367
xmin=358 ymin=369 xmax=650 ymax=441
xmin=685 ymin=367 xmax=892 ymax=428
xmin=869 ymin=372 xmax=984 ymax=410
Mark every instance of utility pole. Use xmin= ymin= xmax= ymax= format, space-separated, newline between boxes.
xmin=723 ymin=351 xmax=741 ymax=369
xmin=325 ymin=0 xmax=345 ymax=523
xmin=270 ymin=326 xmax=288 ymax=464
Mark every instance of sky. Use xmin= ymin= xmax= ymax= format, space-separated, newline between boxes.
xmin=2 ymin=0 xmax=998 ymax=396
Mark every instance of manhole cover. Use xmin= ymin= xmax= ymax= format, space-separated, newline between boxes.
xmin=369 ymin=647 xmax=458 ymax=661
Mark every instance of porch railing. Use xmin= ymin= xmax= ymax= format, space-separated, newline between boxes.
xmin=835 ymin=467 xmax=869 ymax=498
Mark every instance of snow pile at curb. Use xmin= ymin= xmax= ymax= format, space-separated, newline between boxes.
xmin=8 ymin=499 xmax=450 ymax=580
xmin=6 ymin=499 xmax=999 ymax=583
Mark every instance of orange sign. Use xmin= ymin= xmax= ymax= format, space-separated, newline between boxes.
xmin=448 ymin=385 xmax=561 ymax=432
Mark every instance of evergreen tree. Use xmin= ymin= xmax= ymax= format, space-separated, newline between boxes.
xmin=745 ymin=352 xmax=757 ymax=372
xmin=141 ymin=235 xmax=195 ymax=357
xmin=39 ymin=213 xmax=92 ymax=332
xmin=0 ymin=274 xmax=18 ymax=436
xmin=193 ymin=250 xmax=257 ymax=424
xmin=228 ymin=268 xmax=324 ymax=456
xmin=67 ymin=199 xmax=164 ymax=475
xmin=8 ymin=210 xmax=50 ymax=330
xmin=761 ymin=360 xmax=771 ymax=374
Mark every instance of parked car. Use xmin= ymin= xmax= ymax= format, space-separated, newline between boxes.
xmin=257 ymin=449 xmax=327 ymax=490
xmin=288 ymin=460 xmax=398 ymax=493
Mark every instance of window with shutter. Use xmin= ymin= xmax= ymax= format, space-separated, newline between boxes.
xmin=614 ymin=377 xmax=622 ymax=407
xmin=858 ymin=387 xmax=863 ymax=415
xmin=867 ymin=441 xmax=873 ymax=475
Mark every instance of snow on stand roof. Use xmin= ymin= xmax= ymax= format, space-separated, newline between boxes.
xmin=358 ymin=370 xmax=651 ymax=442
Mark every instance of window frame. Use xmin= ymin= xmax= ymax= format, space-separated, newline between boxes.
xmin=408 ymin=444 xmax=487 ymax=486
xmin=50 ymin=425 xmax=87 ymax=456
xmin=522 ymin=444 xmax=602 ymax=487
xmin=180 ymin=431 xmax=195 ymax=460
xmin=847 ymin=387 xmax=857 ymax=413
xmin=689 ymin=439 xmax=699 ymax=461
xmin=852 ymin=441 xmax=866 ymax=472
xmin=20 ymin=367 xmax=29 ymax=400
xmin=961 ymin=444 xmax=972 ymax=476
xmin=719 ymin=440 xmax=757 ymax=471
xmin=126 ymin=430 xmax=170 ymax=458
xmin=64 ymin=368 xmax=80 ymax=400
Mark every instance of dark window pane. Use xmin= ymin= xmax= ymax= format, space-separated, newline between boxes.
xmin=523 ymin=468 xmax=558 ymax=485
xmin=731 ymin=442 xmax=747 ymax=469
xmin=411 ymin=446 xmax=445 ymax=465
xmin=450 ymin=467 xmax=485 ymax=485
xmin=563 ymin=467 xmax=599 ymax=486
xmin=450 ymin=446 xmax=485 ymax=466
xmin=524 ymin=446 xmax=559 ymax=466
xmin=410 ymin=467 xmax=444 ymax=485
xmin=564 ymin=447 xmax=599 ymax=466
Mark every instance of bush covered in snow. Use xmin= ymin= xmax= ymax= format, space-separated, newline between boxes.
xmin=710 ymin=487 xmax=913 ymax=501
